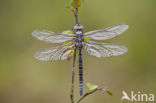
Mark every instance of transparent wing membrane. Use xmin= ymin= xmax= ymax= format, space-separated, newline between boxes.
xmin=84 ymin=24 xmax=128 ymax=40
xmin=84 ymin=41 xmax=128 ymax=58
xmin=32 ymin=30 xmax=74 ymax=43
xmin=34 ymin=42 xmax=75 ymax=61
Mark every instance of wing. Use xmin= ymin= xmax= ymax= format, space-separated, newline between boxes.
xmin=84 ymin=24 xmax=128 ymax=40
xmin=34 ymin=42 xmax=75 ymax=61
xmin=84 ymin=41 xmax=128 ymax=58
xmin=32 ymin=29 xmax=74 ymax=43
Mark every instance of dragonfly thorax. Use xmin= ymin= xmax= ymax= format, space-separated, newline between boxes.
xmin=73 ymin=24 xmax=84 ymax=48
xmin=75 ymin=34 xmax=84 ymax=48
xmin=76 ymin=31 xmax=82 ymax=35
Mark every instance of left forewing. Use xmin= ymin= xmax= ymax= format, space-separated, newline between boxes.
xmin=84 ymin=41 xmax=128 ymax=58
xmin=32 ymin=29 xmax=74 ymax=43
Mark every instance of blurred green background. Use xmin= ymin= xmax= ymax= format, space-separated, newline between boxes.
xmin=0 ymin=0 xmax=156 ymax=103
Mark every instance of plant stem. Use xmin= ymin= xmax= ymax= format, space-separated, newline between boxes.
xmin=70 ymin=0 xmax=79 ymax=103
xmin=74 ymin=0 xmax=79 ymax=24
xmin=70 ymin=47 xmax=77 ymax=103
xmin=77 ymin=88 xmax=103 ymax=103
xmin=75 ymin=7 xmax=79 ymax=24
xmin=70 ymin=0 xmax=84 ymax=103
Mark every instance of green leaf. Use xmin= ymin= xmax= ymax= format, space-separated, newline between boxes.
xmin=86 ymin=83 xmax=98 ymax=91
xmin=62 ymin=30 xmax=73 ymax=34
xmin=65 ymin=0 xmax=74 ymax=8
xmin=66 ymin=0 xmax=84 ymax=10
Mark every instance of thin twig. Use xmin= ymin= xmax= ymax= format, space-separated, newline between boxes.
xmin=71 ymin=8 xmax=76 ymax=17
xmin=78 ymin=0 xmax=84 ymax=7
xmin=70 ymin=0 xmax=79 ymax=103
xmin=77 ymin=88 xmax=103 ymax=103
xmin=70 ymin=47 xmax=77 ymax=103
xmin=73 ymin=0 xmax=79 ymax=24
xmin=70 ymin=0 xmax=82 ymax=103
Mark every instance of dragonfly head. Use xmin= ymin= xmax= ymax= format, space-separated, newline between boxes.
xmin=73 ymin=24 xmax=84 ymax=31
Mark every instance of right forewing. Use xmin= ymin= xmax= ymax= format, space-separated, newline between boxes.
xmin=84 ymin=24 xmax=128 ymax=40
xmin=32 ymin=29 xmax=74 ymax=43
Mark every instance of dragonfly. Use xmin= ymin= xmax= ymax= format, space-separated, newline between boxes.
xmin=32 ymin=24 xmax=128 ymax=96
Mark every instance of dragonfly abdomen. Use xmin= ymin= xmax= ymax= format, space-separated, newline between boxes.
xmin=78 ymin=47 xmax=83 ymax=96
